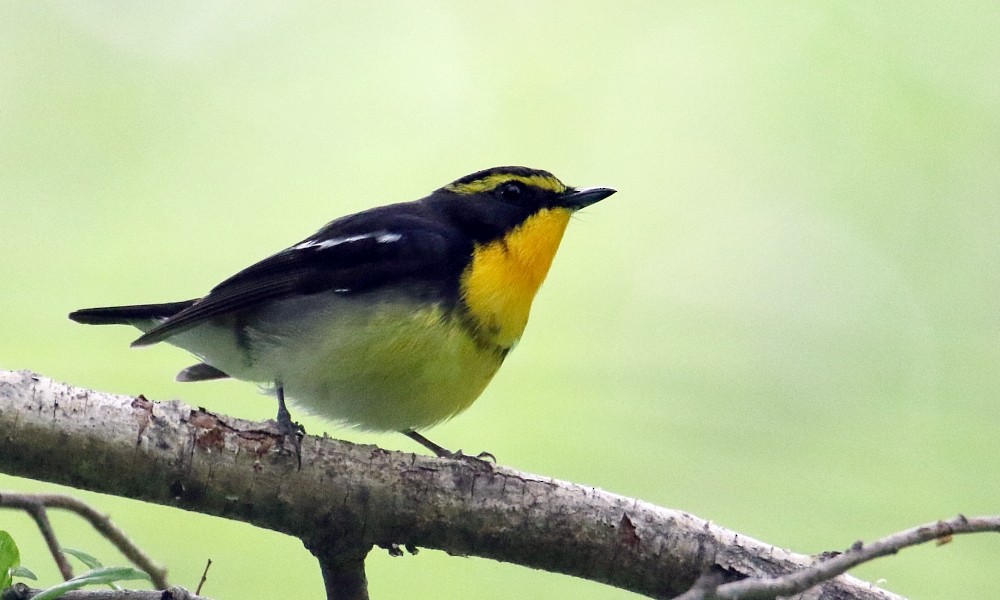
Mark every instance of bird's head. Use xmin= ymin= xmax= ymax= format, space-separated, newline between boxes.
xmin=427 ymin=166 xmax=616 ymax=243
xmin=425 ymin=167 xmax=615 ymax=349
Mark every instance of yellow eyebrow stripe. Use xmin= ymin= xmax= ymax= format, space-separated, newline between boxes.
xmin=446 ymin=173 xmax=567 ymax=195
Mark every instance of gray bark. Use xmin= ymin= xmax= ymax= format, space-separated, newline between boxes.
xmin=0 ymin=371 xmax=902 ymax=600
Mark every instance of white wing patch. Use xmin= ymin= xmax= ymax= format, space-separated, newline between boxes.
xmin=294 ymin=230 xmax=402 ymax=251
xmin=376 ymin=232 xmax=402 ymax=244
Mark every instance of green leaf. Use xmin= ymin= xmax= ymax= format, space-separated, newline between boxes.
xmin=0 ymin=530 xmax=21 ymax=589
xmin=10 ymin=566 xmax=37 ymax=580
xmin=62 ymin=548 xmax=103 ymax=570
xmin=30 ymin=566 xmax=151 ymax=600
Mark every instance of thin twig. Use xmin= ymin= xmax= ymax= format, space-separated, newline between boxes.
xmin=195 ymin=559 xmax=211 ymax=595
xmin=0 ymin=492 xmax=170 ymax=590
xmin=674 ymin=514 xmax=1000 ymax=600
xmin=18 ymin=499 xmax=74 ymax=581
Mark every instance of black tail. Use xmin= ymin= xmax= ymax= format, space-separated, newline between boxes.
xmin=69 ymin=300 xmax=197 ymax=325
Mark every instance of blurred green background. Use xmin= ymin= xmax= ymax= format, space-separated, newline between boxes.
xmin=2 ymin=2 xmax=998 ymax=598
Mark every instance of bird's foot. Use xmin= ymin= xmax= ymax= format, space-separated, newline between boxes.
xmin=274 ymin=418 xmax=305 ymax=469
xmin=274 ymin=384 xmax=304 ymax=469
xmin=403 ymin=430 xmax=496 ymax=468
xmin=440 ymin=448 xmax=497 ymax=464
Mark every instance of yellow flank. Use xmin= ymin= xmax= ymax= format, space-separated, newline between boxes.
xmin=282 ymin=301 xmax=503 ymax=431
xmin=460 ymin=207 xmax=572 ymax=348
xmin=446 ymin=173 xmax=567 ymax=195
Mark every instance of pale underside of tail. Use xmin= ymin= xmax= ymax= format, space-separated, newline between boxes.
xmin=69 ymin=300 xmax=229 ymax=382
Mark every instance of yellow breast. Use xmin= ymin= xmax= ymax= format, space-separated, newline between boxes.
xmin=459 ymin=207 xmax=572 ymax=348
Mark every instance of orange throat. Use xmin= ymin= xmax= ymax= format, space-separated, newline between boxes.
xmin=460 ymin=208 xmax=572 ymax=349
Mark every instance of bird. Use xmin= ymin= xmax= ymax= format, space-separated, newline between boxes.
xmin=69 ymin=166 xmax=615 ymax=460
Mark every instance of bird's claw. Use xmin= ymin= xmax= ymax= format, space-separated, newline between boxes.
xmin=275 ymin=418 xmax=305 ymax=469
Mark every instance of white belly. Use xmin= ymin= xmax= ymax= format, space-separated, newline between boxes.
xmin=159 ymin=292 xmax=506 ymax=432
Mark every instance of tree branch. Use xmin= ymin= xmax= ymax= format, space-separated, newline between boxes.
xmin=318 ymin=554 xmax=369 ymax=600
xmin=4 ymin=583 xmax=208 ymax=599
xmin=0 ymin=371 xmax=918 ymax=599
xmin=675 ymin=514 xmax=1000 ymax=600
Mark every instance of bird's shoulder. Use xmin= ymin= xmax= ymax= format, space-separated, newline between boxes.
xmin=216 ymin=200 xmax=467 ymax=294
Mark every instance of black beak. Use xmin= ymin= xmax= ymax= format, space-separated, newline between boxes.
xmin=559 ymin=186 xmax=617 ymax=210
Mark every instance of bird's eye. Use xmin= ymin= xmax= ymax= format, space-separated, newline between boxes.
xmin=498 ymin=182 xmax=523 ymax=202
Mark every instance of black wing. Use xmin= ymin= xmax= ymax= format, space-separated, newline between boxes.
xmin=132 ymin=204 xmax=463 ymax=346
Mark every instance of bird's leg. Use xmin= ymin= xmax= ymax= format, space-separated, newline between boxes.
xmin=275 ymin=383 xmax=304 ymax=468
xmin=402 ymin=430 xmax=495 ymax=464
xmin=403 ymin=430 xmax=450 ymax=457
